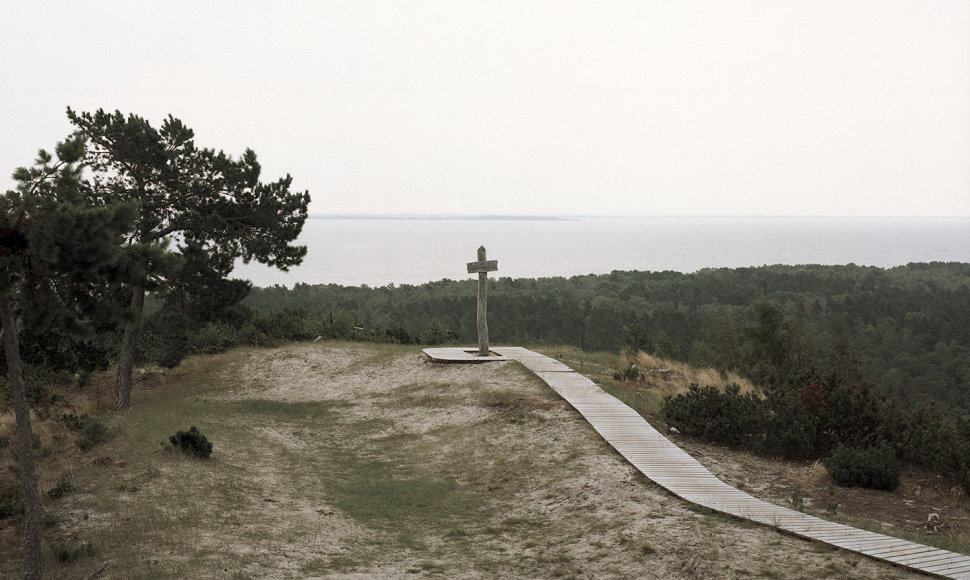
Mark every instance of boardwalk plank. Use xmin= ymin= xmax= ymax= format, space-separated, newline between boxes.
xmin=925 ymin=562 xmax=970 ymax=575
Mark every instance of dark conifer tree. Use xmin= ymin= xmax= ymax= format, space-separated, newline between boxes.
xmin=66 ymin=108 xmax=310 ymax=410
xmin=2 ymin=137 xmax=132 ymax=580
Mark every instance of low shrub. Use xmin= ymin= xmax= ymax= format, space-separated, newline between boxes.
xmin=76 ymin=418 xmax=111 ymax=451
xmin=60 ymin=412 xmax=89 ymax=431
xmin=0 ymin=483 xmax=23 ymax=519
xmin=417 ymin=318 xmax=459 ymax=345
xmin=612 ymin=365 xmax=642 ymax=381
xmin=383 ymin=326 xmax=412 ymax=344
xmin=139 ymin=308 xmax=191 ymax=368
xmin=662 ymin=384 xmax=769 ymax=449
xmin=63 ymin=413 xmax=112 ymax=450
xmin=168 ymin=426 xmax=213 ymax=459
xmin=46 ymin=479 xmax=76 ymax=499
xmin=824 ymin=443 xmax=900 ymax=491
xmin=257 ymin=308 xmax=316 ymax=341
xmin=52 ymin=541 xmax=94 ymax=563
xmin=762 ymin=390 xmax=817 ymax=459
xmin=191 ymin=322 xmax=238 ymax=355
xmin=0 ymin=364 xmax=53 ymax=405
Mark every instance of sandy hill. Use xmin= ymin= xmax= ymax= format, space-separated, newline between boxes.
xmin=0 ymin=343 xmax=924 ymax=578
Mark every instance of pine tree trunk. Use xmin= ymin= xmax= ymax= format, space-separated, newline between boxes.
xmin=114 ymin=284 xmax=145 ymax=411
xmin=0 ymin=295 xmax=42 ymax=580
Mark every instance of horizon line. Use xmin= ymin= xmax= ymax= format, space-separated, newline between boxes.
xmin=309 ymin=213 xmax=970 ymax=220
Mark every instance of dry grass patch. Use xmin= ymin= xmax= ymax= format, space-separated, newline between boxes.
xmin=566 ymin=347 xmax=759 ymax=421
xmin=629 ymin=350 xmax=757 ymax=395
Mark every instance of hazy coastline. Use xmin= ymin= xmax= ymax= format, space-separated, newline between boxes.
xmin=235 ymin=216 xmax=970 ymax=288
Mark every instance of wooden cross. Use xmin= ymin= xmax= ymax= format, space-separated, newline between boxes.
xmin=466 ymin=246 xmax=498 ymax=356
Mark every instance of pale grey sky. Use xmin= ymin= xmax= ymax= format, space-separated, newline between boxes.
xmin=2 ymin=1 xmax=968 ymax=217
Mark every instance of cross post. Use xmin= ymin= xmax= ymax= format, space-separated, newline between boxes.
xmin=466 ymin=246 xmax=498 ymax=356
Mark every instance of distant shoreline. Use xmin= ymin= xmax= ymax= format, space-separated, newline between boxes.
xmin=309 ymin=214 xmax=575 ymax=221
xmin=236 ymin=217 xmax=970 ymax=287
xmin=308 ymin=214 xmax=970 ymax=221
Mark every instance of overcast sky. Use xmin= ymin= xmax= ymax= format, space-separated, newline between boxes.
xmin=2 ymin=1 xmax=968 ymax=217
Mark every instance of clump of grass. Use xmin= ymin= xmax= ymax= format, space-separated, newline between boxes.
xmin=51 ymin=541 xmax=94 ymax=563
xmin=390 ymin=383 xmax=458 ymax=409
xmin=604 ymin=350 xmax=758 ymax=418
xmin=333 ymin=463 xmax=461 ymax=524
xmin=618 ymin=534 xmax=657 ymax=557
xmin=789 ymin=484 xmax=805 ymax=512
xmin=789 ymin=460 xmax=832 ymax=487
xmin=629 ymin=351 xmax=756 ymax=396
xmin=477 ymin=390 xmax=553 ymax=422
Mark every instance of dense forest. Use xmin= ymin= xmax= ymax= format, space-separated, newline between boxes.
xmin=245 ymin=262 xmax=970 ymax=412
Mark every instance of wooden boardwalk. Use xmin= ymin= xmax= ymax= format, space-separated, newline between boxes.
xmin=488 ymin=346 xmax=970 ymax=579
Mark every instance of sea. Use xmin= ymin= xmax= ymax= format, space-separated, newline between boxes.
xmin=232 ymin=216 xmax=970 ymax=288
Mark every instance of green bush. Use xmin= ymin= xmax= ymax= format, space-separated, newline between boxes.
xmin=235 ymin=322 xmax=266 ymax=347
xmin=60 ymin=412 xmax=88 ymax=431
xmin=417 ymin=318 xmax=459 ymax=345
xmin=175 ymin=308 xmax=409 ymax=352
xmin=0 ymin=483 xmax=22 ymax=519
xmin=63 ymin=412 xmax=112 ymax=450
xmin=0 ymin=364 xmax=56 ymax=406
xmin=383 ymin=326 xmax=412 ymax=344
xmin=75 ymin=417 xmax=111 ymax=450
xmin=257 ymin=308 xmax=315 ymax=341
xmin=168 ymin=426 xmax=213 ymax=459
xmin=313 ymin=310 xmax=356 ymax=339
xmin=824 ymin=443 xmax=900 ymax=491
xmin=191 ymin=322 xmax=239 ymax=354
xmin=899 ymin=402 xmax=970 ymax=494
xmin=139 ymin=308 xmax=191 ymax=368
xmin=811 ymin=374 xmax=892 ymax=454
xmin=52 ymin=541 xmax=94 ymax=563
xmin=763 ymin=390 xmax=817 ymax=459
xmin=46 ymin=479 xmax=76 ymax=499
xmin=662 ymin=384 xmax=769 ymax=449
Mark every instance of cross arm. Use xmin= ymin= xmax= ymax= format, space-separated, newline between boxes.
xmin=467 ymin=260 xmax=498 ymax=274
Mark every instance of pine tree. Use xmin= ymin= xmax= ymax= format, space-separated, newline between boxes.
xmin=742 ymin=301 xmax=787 ymax=390
xmin=65 ymin=108 xmax=310 ymax=410
xmin=710 ymin=308 xmax=741 ymax=371
xmin=2 ymin=137 xmax=132 ymax=580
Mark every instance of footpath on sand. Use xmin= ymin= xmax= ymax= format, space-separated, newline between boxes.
xmin=426 ymin=346 xmax=970 ymax=580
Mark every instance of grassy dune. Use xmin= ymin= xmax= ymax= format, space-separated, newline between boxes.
xmin=0 ymin=342 xmax=938 ymax=578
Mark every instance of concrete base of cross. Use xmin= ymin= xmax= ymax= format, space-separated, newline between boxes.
xmin=422 ymin=347 xmax=510 ymax=363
